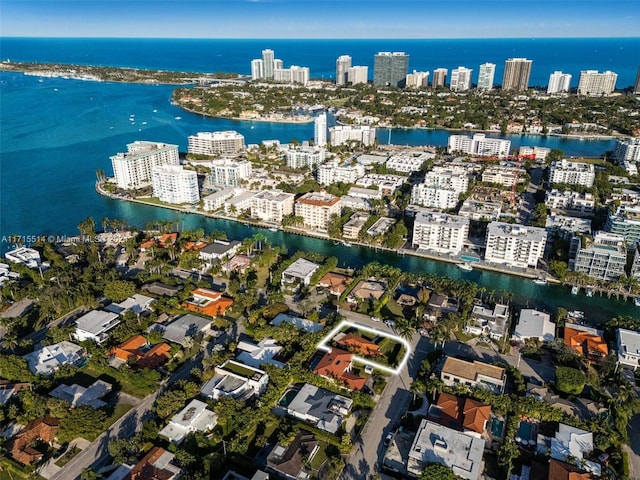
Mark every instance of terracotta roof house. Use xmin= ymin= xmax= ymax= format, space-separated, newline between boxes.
xmin=564 ymin=325 xmax=608 ymax=362
xmin=548 ymin=459 xmax=593 ymax=480
xmin=183 ymin=241 xmax=208 ymax=252
xmin=128 ymin=446 xmax=182 ymax=480
xmin=9 ymin=415 xmax=60 ymax=465
xmin=428 ymin=393 xmax=491 ymax=435
xmin=157 ymin=233 xmax=178 ymax=247
xmin=349 ymin=280 xmax=386 ymax=302
xmin=317 ymin=272 xmax=352 ymax=296
xmin=313 ymin=348 xmax=366 ymax=390
xmin=183 ymin=288 xmax=233 ymax=317
xmin=110 ymin=335 xmax=171 ymax=369
xmin=336 ymin=332 xmax=381 ymax=356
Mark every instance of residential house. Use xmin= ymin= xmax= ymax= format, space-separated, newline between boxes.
xmin=200 ymin=360 xmax=269 ymax=400
xmin=548 ymin=459 xmax=593 ymax=480
xmin=281 ymin=258 xmax=319 ymax=287
xmin=159 ymin=399 xmax=217 ymax=444
xmin=110 ymin=335 xmax=171 ymax=369
xmin=317 ymin=272 xmax=352 ymax=296
xmin=49 ymin=380 xmax=112 ymax=408
xmin=142 ymin=281 xmax=180 ymax=297
xmin=183 ymin=288 xmax=234 ymax=317
xmin=267 ymin=432 xmax=319 ymax=480
xmin=199 ymin=240 xmax=242 ymax=266
xmin=105 ymin=294 xmax=155 ymax=316
xmin=23 ymin=341 xmax=84 ymax=376
xmin=348 ymin=280 xmax=386 ymax=303
xmin=512 ymin=309 xmax=555 ymax=343
xmin=270 ymin=313 xmax=323 ymax=333
xmin=221 ymin=254 xmax=251 ymax=274
xmin=236 ymin=338 xmax=285 ymax=369
xmin=427 ymin=392 xmax=492 ymax=436
xmin=407 ymin=419 xmax=485 ymax=479
xmin=564 ymin=325 xmax=608 ymax=363
xmin=536 ymin=423 xmax=600 ymax=476
xmin=9 ymin=416 xmax=60 ymax=465
xmin=616 ymin=328 xmax=640 ymax=371
xmin=73 ymin=310 xmax=121 ymax=344
xmin=121 ymin=447 xmax=183 ymax=480
xmin=313 ymin=348 xmax=367 ymax=390
xmin=0 ymin=380 xmax=31 ymax=405
xmin=440 ymin=357 xmax=507 ymax=394
xmin=159 ymin=314 xmax=212 ymax=347
xmin=284 ymin=383 xmax=352 ymax=434
xmin=465 ymin=303 xmax=509 ymax=340
xmin=335 ymin=332 xmax=381 ymax=357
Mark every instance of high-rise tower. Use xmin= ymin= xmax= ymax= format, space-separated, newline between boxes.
xmin=432 ymin=68 xmax=448 ymax=88
xmin=450 ymin=66 xmax=473 ymax=91
xmin=373 ymin=52 xmax=409 ymax=87
xmin=314 ymin=113 xmax=327 ymax=147
xmin=547 ymin=71 xmax=572 ymax=94
xmin=477 ymin=63 xmax=496 ymax=90
xmin=336 ymin=55 xmax=352 ymax=86
xmin=262 ymin=49 xmax=275 ymax=79
xmin=502 ymin=58 xmax=532 ymax=91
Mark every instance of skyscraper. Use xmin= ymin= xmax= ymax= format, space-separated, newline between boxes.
xmin=262 ymin=49 xmax=275 ymax=79
xmin=477 ymin=63 xmax=496 ymax=90
xmin=432 ymin=68 xmax=448 ymax=88
xmin=450 ymin=66 xmax=473 ymax=91
xmin=336 ymin=55 xmax=352 ymax=86
xmin=373 ymin=52 xmax=409 ymax=87
xmin=577 ymin=70 xmax=618 ymax=95
xmin=502 ymin=58 xmax=532 ymax=91
xmin=251 ymin=59 xmax=264 ymax=80
xmin=547 ymin=71 xmax=572 ymax=94
xmin=314 ymin=113 xmax=327 ymax=147
xmin=347 ymin=66 xmax=368 ymax=85
xmin=405 ymin=70 xmax=429 ymax=88
xmin=635 ymin=66 xmax=640 ymax=94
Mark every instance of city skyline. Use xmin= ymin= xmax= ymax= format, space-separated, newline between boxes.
xmin=1 ymin=0 xmax=639 ymax=39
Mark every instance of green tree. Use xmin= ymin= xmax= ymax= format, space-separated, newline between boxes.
xmin=104 ymin=280 xmax=136 ymax=302
xmin=0 ymin=354 xmax=36 ymax=382
xmin=58 ymin=405 xmax=107 ymax=443
xmin=555 ymin=366 xmax=586 ymax=395
xmin=420 ymin=462 xmax=457 ymax=480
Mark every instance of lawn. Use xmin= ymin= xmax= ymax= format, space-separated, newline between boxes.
xmin=103 ymin=404 xmax=134 ymax=431
xmin=54 ymin=446 xmax=80 ymax=467
xmin=309 ymin=441 xmax=330 ymax=470
xmin=377 ymin=337 xmax=405 ymax=368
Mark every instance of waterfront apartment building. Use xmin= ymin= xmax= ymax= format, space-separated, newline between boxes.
xmin=316 ymin=161 xmax=365 ymax=185
xmin=450 ymin=66 xmax=473 ymax=92
xmin=614 ymin=137 xmax=640 ymax=163
xmin=549 ymin=160 xmax=595 ymax=187
xmin=477 ymin=63 xmax=496 ymax=90
xmin=577 ymin=70 xmax=618 ymax=95
xmin=285 ymin=146 xmax=326 ymax=170
xmin=519 ymin=146 xmax=551 ymax=161
xmin=405 ymin=70 xmax=430 ymax=88
xmin=605 ymin=205 xmax=640 ymax=244
xmin=347 ymin=66 xmax=368 ymax=85
xmin=432 ymin=68 xmax=448 ymax=88
xmin=502 ymin=58 xmax=532 ymax=91
xmin=336 ymin=55 xmax=352 ymax=85
xmin=250 ymin=189 xmax=295 ymax=223
xmin=110 ymin=141 xmax=179 ymax=190
xmin=631 ymin=242 xmax=640 ymax=280
xmin=329 ymin=125 xmax=376 ymax=147
xmin=294 ymin=191 xmax=341 ymax=231
xmin=273 ymin=65 xmax=310 ymax=85
xmin=485 ymin=222 xmax=547 ymax=269
xmin=188 ymin=131 xmax=245 ymax=156
xmin=314 ymin=113 xmax=327 ymax=147
xmin=373 ymin=52 xmax=409 ymax=87
xmin=412 ymin=211 xmax=469 ymax=255
xmin=547 ymin=71 xmax=572 ymax=94
xmin=151 ymin=165 xmax=199 ymax=205
xmin=570 ymin=232 xmax=627 ymax=281
xmin=448 ymin=133 xmax=511 ymax=158
xmin=208 ymin=159 xmax=252 ymax=187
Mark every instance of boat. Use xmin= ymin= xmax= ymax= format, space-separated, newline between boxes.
xmin=571 ymin=285 xmax=580 ymax=295
xmin=586 ymin=287 xmax=594 ymax=297
xmin=342 ymin=241 xmax=352 ymax=247
xmin=457 ymin=262 xmax=473 ymax=272
xmin=141 ymin=121 xmax=147 ymax=125
xmin=533 ymin=277 xmax=547 ymax=285
xmin=174 ymin=116 xmax=182 ymax=120
xmin=634 ymin=297 xmax=640 ymax=307
xmin=268 ymin=227 xmax=278 ymax=232
xmin=153 ymin=109 xmax=158 ymax=113
xmin=568 ymin=310 xmax=585 ymax=321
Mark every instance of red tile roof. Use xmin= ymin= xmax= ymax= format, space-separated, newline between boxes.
xmin=9 ymin=416 xmax=60 ymax=465
xmin=313 ymin=348 xmax=366 ymax=391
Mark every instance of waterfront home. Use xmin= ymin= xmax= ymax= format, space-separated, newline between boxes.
xmin=512 ymin=309 xmax=555 ymax=343
xmin=4 ymin=247 xmax=42 ymax=269
xmin=313 ymin=348 xmax=367 ymax=391
xmin=465 ymin=303 xmax=509 ymax=340
xmin=563 ymin=325 xmax=608 ymax=363
xmin=284 ymin=383 xmax=352 ymax=434
xmin=616 ymin=327 xmax=640 ymax=371
xmin=440 ymin=357 xmax=506 ymax=394
xmin=199 ymin=240 xmax=242 ymax=266
xmin=73 ymin=310 xmax=121 ymax=344
xmin=159 ymin=399 xmax=217 ymax=444
xmin=200 ymin=360 xmax=269 ymax=401
xmin=281 ymin=258 xmax=319 ymax=287
xmin=407 ymin=419 xmax=485 ymax=479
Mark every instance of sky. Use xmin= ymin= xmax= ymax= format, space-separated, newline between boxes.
xmin=1 ymin=0 xmax=639 ymax=39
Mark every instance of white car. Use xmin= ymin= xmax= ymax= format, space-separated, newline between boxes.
xmin=370 ymin=316 xmax=381 ymax=322
xmin=364 ymin=365 xmax=374 ymax=375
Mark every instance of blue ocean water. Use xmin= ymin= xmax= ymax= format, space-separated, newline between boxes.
xmin=1 ymin=37 xmax=639 ymax=87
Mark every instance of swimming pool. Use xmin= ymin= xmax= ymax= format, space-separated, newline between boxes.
xmin=490 ymin=418 xmax=504 ymax=437
xmin=517 ymin=421 xmax=533 ymax=440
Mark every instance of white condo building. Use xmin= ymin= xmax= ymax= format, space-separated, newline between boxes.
xmin=411 ymin=167 xmax=469 ymax=210
xmin=570 ymin=231 xmax=627 ymax=281
xmin=294 ymin=191 xmax=341 ymax=231
xmin=450 ymin=66 xmax=473 ymax=91
xmin=336 ymin=55 xmax=352 ymax=85
xmin=485 ymin=222 xmax=547 ymax=269
xmin=432 ymin=68 xmax=447 ymax=87
xmin=545 ymin=190 xmax=595 ymax=214
xmin=614 ymin=137 xmax=640 ymax=163
xmin=274 ymin=65 xmax=310 ymax=85
xmin=547 ymin=71 xmax=572 ymax=94
xmin=208 ymin=159 xmax=252 ymax=187
xmin=577 ymin=70 xmax=617 ymax=95
xmin=188 ymin=131 xmax=245 ymax=156
xmin=482 ymin=165 xmax=525 ymax=188
xmin=251 ymin=189 xmax=295 ymax=223
xmin=448 ymin=133 xmax=511 ymax=158
xmin=386 ymin=151 xmax=435 ymax=173
xmin=314 ymin=113 xmax=327 ymax=147
xmin=329 ymin=125 xmax=376 ymax=147
xmin=347 ymin=66 xmax=369 ymax=85
xmin=549 ymin=160 xmax=595 ymax=187
xmin=477 ymin=63 xmax=496 ymax=90
xmin=152 ymin=165 xmax=200 ymax=205
xmin=110 ymin=141 xmax=179 ymax=190
xmin=405 ymin=70 xmax=430 ymax=88
xmin=412 ymin=211 xmax=469 ymax=255
xmin=285 ymin=146 xmax=326 ymax=170
xmin=316 ymin=161 xmax=365 ymax=185
xmin=262 ymin=49 xmax=275 ymax=79
xmin=251 ymin=59 xmax=264 ymax=80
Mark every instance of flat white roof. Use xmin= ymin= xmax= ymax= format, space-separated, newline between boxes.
xmin=618 ymin=328 xmax=640 ymax=358
xmin=75 ymin=310 xmax=120 ymax=335
xmin=514 ymin=309 xmax=555 ymax=342
xmin=282 ymin=258 xmax=319 ymax=279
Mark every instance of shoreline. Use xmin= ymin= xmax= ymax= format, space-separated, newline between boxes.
xmin=95 ymin=181 xmax=556 ymax=284
xmin=175 ymin=102 xmax=314 ymax=124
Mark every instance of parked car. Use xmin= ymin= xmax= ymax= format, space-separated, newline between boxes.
xmin=364 ymin=365 xmax=374 ymax=375
xmin=384 ymin=432 xmax=394 ymax=446
xmin=370 ymin=316 xmax=381 ymax=322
